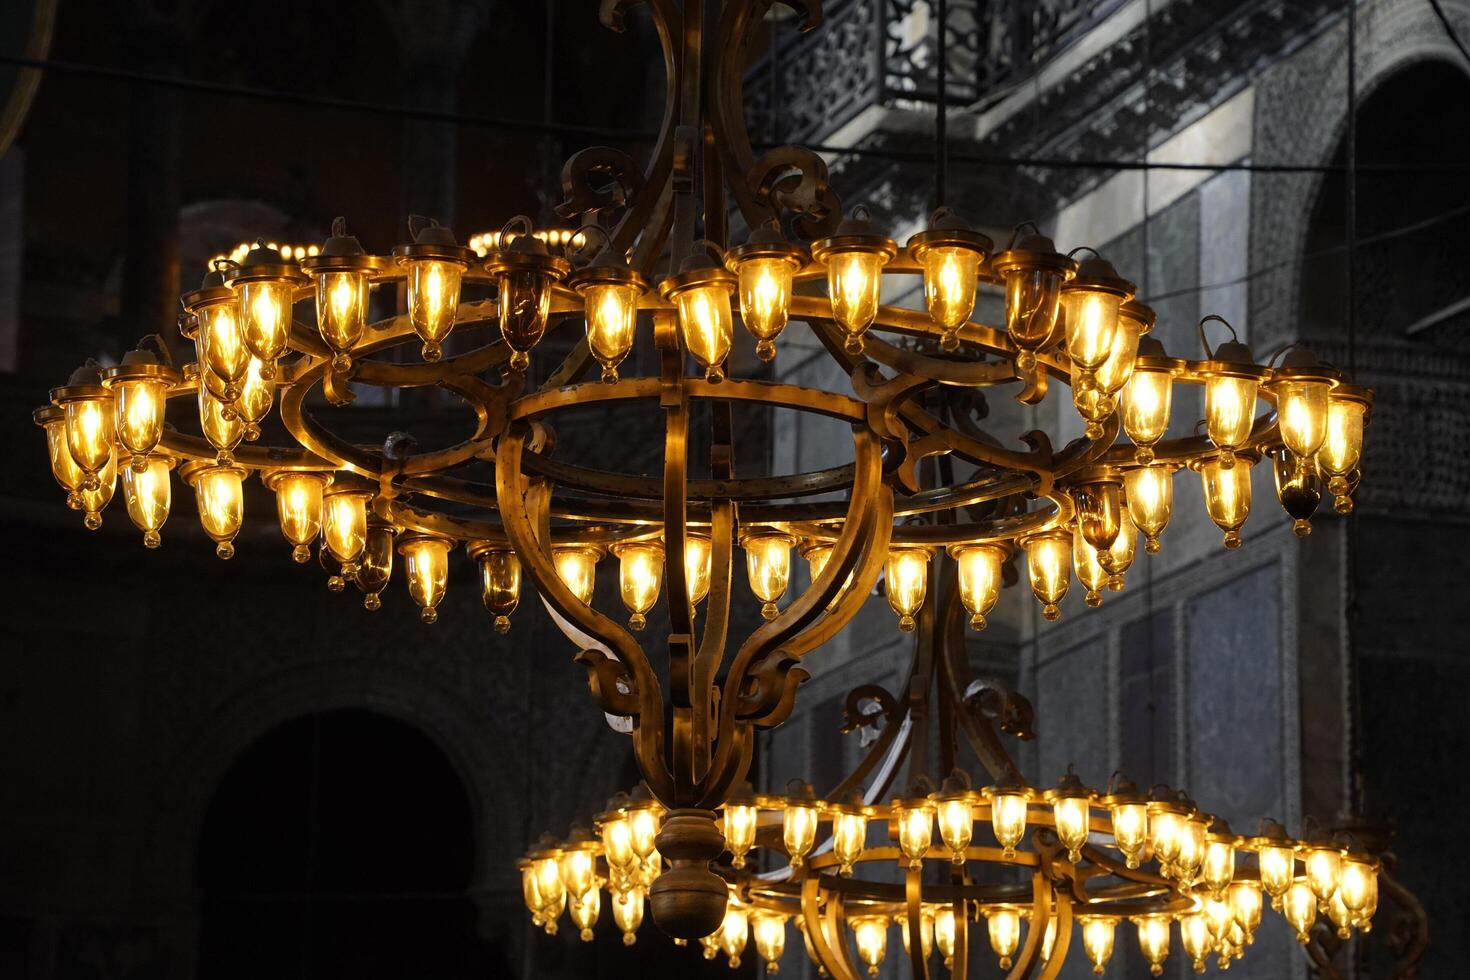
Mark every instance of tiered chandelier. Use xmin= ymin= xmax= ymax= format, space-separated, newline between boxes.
xmin=33 ymin=0 xmax=1375 ymax=968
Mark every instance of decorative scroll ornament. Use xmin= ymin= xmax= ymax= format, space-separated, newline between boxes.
xmin=36 ymin=0 xmax=1373 ymax=947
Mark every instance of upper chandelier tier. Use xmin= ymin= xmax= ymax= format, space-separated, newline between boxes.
xmin=34 ymin=0 xmax=1371 ymax=942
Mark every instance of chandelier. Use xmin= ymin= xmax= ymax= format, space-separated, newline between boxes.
xmin=32 ymin=0 xmax=1374 ymax=953
xmin=523 ymin=581 xmax=1384 ymax=977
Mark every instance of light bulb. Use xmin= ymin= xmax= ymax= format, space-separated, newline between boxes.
xmin=884 ymin=547 xmax=929 ymax=631
xmin=1317 ymin=393 xmax=1368 ymax=503
xmin=900 ymin=908 xmax=935 ymax=960
xmin=1339 ymin=857 xmax=1374 ymax=913
xmin=1195 ymin=455 xmax=1254 ymax=550
xmin=744 ymin=531 xmax=793 ymax=620
xmin=1110 ymin=801 xmax=1149 ymax=869
xmin=121 ymin=455 xmax=172 ymax=548
xmin=1123 ymin=364 xmax=1173 ymax=463
xmin=60 ymin=390 xmax=114 ymax=492
xmin=1258 ymin=842 xmax=1296 ymax=902
xmin=36 ymin=406 xmax=85 ymax=507
xmin=353 ymin=520 xmax=395 ymax=610
xmin=1180 ymin=912 xmax=1212 ymax=971
xmin=920 ymin=244 xmax=980 ymax=340
xmin=1283 ymin=880 xmax=1317 ymax=943
xmin=1148 ymin=804 xmax=1187 ymax=872
xmin=1105 ymin=507 xmax=1138 ymax=589
xmin=849 ymin=915 xmax=888 ymax=976
xmin=985 ymin=787 xmax=1030 ymax=858
xmin=553 ymin=545 xmax=602 ymax=604
xmin=322 ymin=484 xmax=372 ymax=569
xmin=934 ymin=907 xmax=957 ymax=967
xmin=1204 ymin=898 xmax=1234 ymax=942
xmin=1175 ymin=816 xmax=1208 ymax=883
xmin=582 ymin=282 xmax=641 ymax=382
xmin=992 ymin=236 xmax=1075 ymax=371
xmin=753 ymin=912 xmax=787 ymax=972
xmin=237 ymin=279 xmax=296 ymax=376
xmin=1275 ymin=378 xmax=1331 ymax=459
xmin=315 ymin=270 xmax=370 ymax=371
xmin=1080 ymin=916 xmax=1116 ymax=975
xmin=533 ymin=853 xmax=565 ymax=920
xmin=1202 ymin=835 xmax=1236 ymax=898
xmin=196 ymin=300 xmax=249 ymax=400
xmin=234 ymin=356 xmax=275 ymax=440
xmin=893 ymin=799 xmax=935 ymax=869
xmin=601 ymin=817 xmax=635 ymax=873
xmin=782 ymin=797 xmax=819 ymax=867
xmin=406 ymin=259 xmax=464 ymax=361
xmin=1228 ymin=881 xmax=1263 ymax=935
xmin=986 ymin=908 xmax=1021 ymax=970
xmin=1134 ymin=914 xmax=1171 ymax=976
xmin=519 ymin=860 xmax=544 ymax=923
xmin=1326 ymin=889 xmax=1355 ymax=940
xmin=682 ymin=533 xmax=713 ymax=605
xmin=675 ymin=282 xmax=736 ymax=381
xmin=1073 ymin=481 xmax=1123 ymax=561
xmin=398 ymin=534 xmax=451 ymax=624
xmin=825 ymin=250 xmax=886 ymax=354
xmin=951 ymin=543 xmax=1005 ymax=630
xmin=722 ymin=801 xmax=758 ymax=869
xmin=614 ymin=540 xmax=664 ymax=630
xmin=936 ymin=796 xmax=974 ymax=863
xmin=557 ymin=836 xmax=598 ymax=901
xmin=266 ymin=472 xmax=328 ymax=563
xmin=472 ymin=545 xmax=521 ymax=633
xmin=832 ymin=806 xmax=868 ymax=875
xmin=186 ymin=462 xmax=246 ymax=559
xmin=1022 ymin=530 xmax=1071 ymax=621
xmin=1051 ymin=794 xmax=1093 ymax=863
xmin=737 ymin=255 xmax=801 ymax=360
xmin=627 ymin=805 xmax=660 ymax=862
xmin=718 ymin=905 xmax=749 ymax=968
xmin=76 ymin=448 xmax=117 ymax=530
xmin=612 ymin=887 xmax=644 ymax=945
xmin=1125 ymin=465 xmax=1174 ymax=553
xmin=1073 ymin=525 xmax=1110 ymax=608
xmin=1303 ymin=844 xmax=1343 ymax=907
xmin=1095 ymin=302 xmax=1150 ymax=396
xmin=1061 ymin=264 xmax=1130 ymax=373
xmin=197 ymin=386 xmax=243 ymax=463
xmin=109 ymin=375 xmax=171 ymax=466
xmin=569 ymin=885 xmax=600 ymax=942
xmin=1204 ymin=374 xmax=1259 ymax=467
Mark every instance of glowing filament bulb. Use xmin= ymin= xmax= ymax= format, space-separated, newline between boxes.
xmin=933 ymin=908 xmax=957 ymax=967
xmin=986 ymin=788 xmax=1029 ymax=858
xmin=1073 ymin=525 xmax=1110 ymax=609
xmin=1258 ymin=843 xmax=1295 ymax=902
xmin=737 ymin=256 xmax=800 ymax=360
xmin=884 ymin=547 xmax=929 ymax=631
xmin=1228 ymin=881 xmax=1263 ymax=935
xmin=322 ymin=488 xmax=371 ymax=570
xmin=1110 ymin=801 xmax=1149 ymax=868
xmin=935 ymin=796 xmax=974 ymax=863
xmin=753 ymin=913 xmax=787 ymax=972
xmin=553 ymin=546 xmax=601 ymax=604
xmin=900 ymin=909 xmax=934 ymax=960
xmin=407 ymin=259 xmax=463 ymax=361
xmin=1150 ymin=808 xmax=1185 ymax=871
xmin=921 ymin=245 xmax=980 ymax=343
xmin=952 ymin=543 xmax=1004 ymax=630
xmin=121 ymin=456 xmax=172 ymax=548
xmin=63 ymin=393 xmax=114 ymax=491
xmin=612 ymin=888 xmax=644 ymax=946
xmin=1197 ymin=455 xmax=1254 ymax=550
xmin=675 ymin=283 xmax=735 ymax=381
xmin=1317 ymin=396 xmax=1367 ymax=502
xmin=1180 ymin=912 xmax=1212 ymax=972
xmin=1052 ymin=795 xmax=1092 ymax=863
xmin=782 ymin=801 xmax=818 ymax=867
xmin=849 ymin=915 xmax=888 ymax=976
xmin=600 ymin=817 xmax=635 ymax=873
xmin=1283 ymin=881 xmax=1317 ymax=943
xmin=317 ymin=271 xmax=370 ymax=371
xmin=718 ymin=905 xmax=749 ymax=968
xmin=682 ymin=534 xmax=713 ymax=605
xmin=986 ymin=908 xmax=1021 ymax=969
xmin=893 ymin=800 xmax=934 ymax=869
xmin=744 ymin=531 xmax=793 ymax=620
xmin=198 ymin=301 xmax=248 ymax=399
xmin=583 ymin=282 xmax=641 ymax=382
xmin=1276 ymin=379 xmax=1330 ymax=459
xmin=1062 ymin=287 xmax=1124 ymax=373
xmin=238 ymin=280 xmax=294 ymax=376
xmin=112 ymin=377 xmax=170 ymax=466
xmin=39 ymin=410 xmax=86 ymax=507
xmin=1339 ymin=857 xmax=1375 ymax=913
xmin=197 ymin=386 xmax=243 ymax=464
xmin=1303 ymin=845 xmax=1343 ymax=907
xmin=1125 ymin=465 xmax=1174 ymax=553
xmin=1123 ymin=366 xmax=1173 ymax=462
xmin=614 ymin=541 xmax=664 ymax=630
xmin=722 ymin=802 xmax=758 ymax=869
xmin=1204 ymin=374 xmax=1259 ymax=467
xmin=826 ymin=250 xmax=886 ymax=353
xmin=1023 ymin=531 xmax=1071 ymax=621
xmin=627 ymin=806 xmax=659 ymax=862
xmin=399 ymin=534 xmax=451 ymax=624
xmin=1202 ymin=838 xmax=1236 ymax=897
xmin=832 ymin=808 xmax=868 ymax=876
xmin=569 ymin=886 xmax=600 ymax=942
xmin=188 ymin=463 xmax=245 ymax=559
xmin=1080 ymin=916 xmax=1116 ymax=975
xmin=1134 ymin=914 xmax=1171 ymax=976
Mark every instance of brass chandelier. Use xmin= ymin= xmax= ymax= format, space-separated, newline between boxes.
xmin=33 ymin=0 xmax=1375 ymax=963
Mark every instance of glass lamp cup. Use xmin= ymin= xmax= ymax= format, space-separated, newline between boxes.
xmin=121 ymin=455 xmax=172 ymax=548
xmin=264 ymin=471 xmax=329 ymax=563
xmin=950 ymin=543 xmax=1006 ymax=630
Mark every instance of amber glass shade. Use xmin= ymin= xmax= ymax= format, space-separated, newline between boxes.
xmin=582 ymin=282 xmax=641 ymax=382
xmin=1197 ymin=456 xmax=1253 ymax=549
xmin=884 ymin=547 xmax=929 ymax=631
xmin=316 ymin=270 xmax=371 ymax=371
xmin=189 ymin=464 xmax=246 ymax=559
xmin=953 ymin=543 xmax=1005 ymax=630
xmin=406 ymin=259 xmax=463 ymax=361
xmin=675 ymin=283 xmax=736 ymax=381
xmin=237 ymin=279 xmax=296 ymax=375
xmin=197 ymin=300 xmax=249 ymax=399
xmin=270 ymin=472 xmax=328 ymax=563
xmin=113 ymin=377 xmax=170 ymax=464
xmin=744 ymin=531 xmax=793 ymax=620
xmin=826 ymin=250 xmax=886 ymax=353
xmin=400 ymin=535 xmax=451 ymax=623
xmin=737 ymin=256 xmax=800 ymax=360
xmin=478 ymin=549 xmax=522 ymax=633
xmin=615 ymin=540 xmax=665 ymax=631
xmin=121 ymin=456 xmax=171 ymax=548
